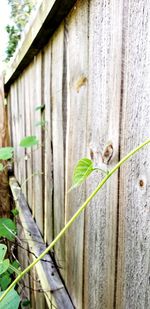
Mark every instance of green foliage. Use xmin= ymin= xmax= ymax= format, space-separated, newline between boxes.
xmin=0 ymin=288 xmax=20 ymax=309
xmin=19 ymin=136 xmax=38 ymax=148
xmin=0 ymin=147 xmax=14 ymax=160
xmin=0 ymin=273 xmax=11 ymax=290
xmin=35 ymin=104 xmax=45 ymax=111
xmin=0 ymin=260 xmax=10 ymax=276
xmin=5 ymin=25 xmax=20 ymax=62
xmin=0 ymin=139 xmax=149 ymax=305
xmin=21 ymin=298 xmax=31 ymax=307
xmin=11 ymin=208 xmax=19 ymax=217
xmin=0 ymin=245 xmax=7 ymax=261
xmin=0 ymin=245 xmax=20 ymax=302
xmin=8 ymin=260 xmax=21 ymax=275
xmin=5 ymin=0 xmax=35 ymax=62
xmin=0 ymin=218 xmax=17 ymax=241
xmin=69 ymin=158 xmax=95 ymax=191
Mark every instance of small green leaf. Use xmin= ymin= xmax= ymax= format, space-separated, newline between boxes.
xmin=0 ymin=288 xmax=20 ymax=309
xmin=0 ymin=259 xmax=10 ymax=275
xmin=35 ymin=104 xmax=45 ymax=111
xmin=69 ymin=158 xmax=94 ymax=191
xmin=0 ymin=273 xmax=11 ymax=290
xmin=19 ymin=136 xmax=38 ymax=148
xmin=0 ymin=163 xmax=4 ymax=171
xmin=0 ymin=218 xmax=17 ymax=241
xmin=11 ymin=208 xmax=19 ymax=217
xmin=35 ymin=120 xmax=48 ymax=127
xmin=0 ymin=147 xmax=14 ymax=160
xmin=21 ymin=298 xmax=31 ymax=307
xmin=8 ymin=260 xmax=21 ymax=275
xmin=0 ymin=245 xmax=7 ymax=261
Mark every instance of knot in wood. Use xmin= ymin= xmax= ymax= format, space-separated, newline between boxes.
xmin=102 ymin=142 xmax=113 ymax=164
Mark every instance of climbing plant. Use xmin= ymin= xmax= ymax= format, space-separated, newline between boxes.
xmin=0 ymin=138 xmax=149 ymax=308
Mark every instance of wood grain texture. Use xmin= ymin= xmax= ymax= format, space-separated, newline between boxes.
xmin=84 ymin=0 xmax=123 ymax=308
xmin=43 ymin=42 xmax=53 ymax=245
xmin=5 ymin=0 xmax=150 ymax=308
xmin=17 ymin=76 xmax=26 ymax=187
xmin=23 ymin=65 xmax=33 ymax=211
xmin=64 ymin=1 xmax=88 ymax=307
xmin=51 ymin=24 xmax=65 ymax=272
xmin=32 ymin=53 xmax=43 ymax=234
xmin=116 ymin=1 xmax=150 ymax=308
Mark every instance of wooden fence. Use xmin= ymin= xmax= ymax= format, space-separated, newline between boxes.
xmin=4 ymin=0 xmax=150 ymax=308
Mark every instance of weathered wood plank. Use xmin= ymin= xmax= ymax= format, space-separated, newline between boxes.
xmin=32 ymin=52 xmax=46 ymax=308
xmin=51 ymin=24 xmax=65 ymax=273
xmin=9 ymin=176 xmax=74 ymax=309
xmin=32 ymin=52 xmax=43 ymax=234
xmin=23 ymin=65 xmax=33 ymax=212
xmin=116 ymin=1 xmax=150 ymax=308
xmin=43 ymin=42 xmax=53 ymax=245
xmin=64 ymin=1 xmax=88 ymax=307
xmin=19 ymin=75 xmax=27 ymax=197
xmin=4 ymin=0 xmax=77 ymax=92
xmin=84 ymin=1 xmax=123 ymax=308
xmin=16 ymin=76 xmax=26 ymax=186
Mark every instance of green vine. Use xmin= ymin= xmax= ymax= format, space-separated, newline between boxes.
xmin=0 ymin=138 xmax=149 ymax=304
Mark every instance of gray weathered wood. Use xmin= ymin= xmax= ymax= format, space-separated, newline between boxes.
xmin=65 ymin=1 xmax=88 ymax=307
xmin=32 ymin=52 xmax=43 ymax=234
xmin=43 ymin=42 xmax=53 ymax=245
xmin=5 ymin=0 xmax=150 ymax=308
xmin=116 ymin=1 xmax=150 ymax=308
xmin=84 ymin=1 xmax=123 ymax=308
xmin=23 ymin=64 xmax=34 ymax=212
xmin=9 ymin=176 xmax=74 ymax=309
xmin=51 ymin=23 xmax=65 ymax=274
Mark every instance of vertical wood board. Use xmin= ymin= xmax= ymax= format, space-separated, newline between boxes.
xmin=116 ymin=1 xmax=150 ymax=308
xmin=51 ymin=24 xmax=65 ymax=273
xmin=84 ymin=0 xmax=123 ymax=308
xmin=33 ymin=53 xmax=43 ymax=234
xmin=65 ymin=1 xmax=88 ymax=307
xmin=43 ymin=42 xmax=53 ymax=245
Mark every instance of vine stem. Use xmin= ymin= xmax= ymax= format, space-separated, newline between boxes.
xmin=0 ymin=139 xmax=150 ymax=303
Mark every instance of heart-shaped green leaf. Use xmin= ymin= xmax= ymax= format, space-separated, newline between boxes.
xmin=0 ymin=148 xmax=14 ymax=160
xmin=0 ymin=288 xmax=20 ymax=309
xmin=19 ymin=136 xmax=38 ymax=148
xmin=0 ymin=218 xmax=17 ymax=241
xmin=69 ymin=158 xmax=94 ymax=191
xmin=0 ymin=259 xmax=10 ymax=275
